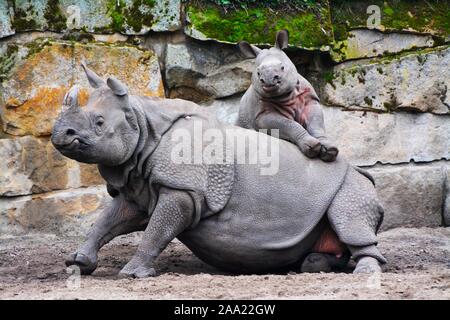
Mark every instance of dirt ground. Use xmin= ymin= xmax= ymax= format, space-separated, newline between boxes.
xmin=0 ymin=227 xmax=449 ymax=300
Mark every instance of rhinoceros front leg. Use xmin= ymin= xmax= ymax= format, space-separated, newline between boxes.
xmin=255 ymin=112 xmax=321 ymax=158
xmin=66 ymin=195 xmax=149 ymax=275
xmin=119 ymin=187 xmax=195 ymax=278
xmin=304 ymin=102 xmax=339 ymax=162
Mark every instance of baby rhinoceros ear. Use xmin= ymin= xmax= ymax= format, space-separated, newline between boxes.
xmin=62 ymin=85 xmax=80 ymax=112
xmin=238 ymin=41 xmax=262 ymax=59
xmin=106 ymin=77 xmax=128 ymax=96
xmin=275 ymin=29 xmax=289 ymax=50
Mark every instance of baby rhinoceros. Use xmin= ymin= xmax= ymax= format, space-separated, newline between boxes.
xmin=238 ymin=30 xmax=338 ymax=162
xmin=52 ymin=63 xmax=386 ymax=278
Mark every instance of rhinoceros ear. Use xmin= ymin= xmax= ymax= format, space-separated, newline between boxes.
xmin=238 ymin=41 xmax=262 ymax=58
xmin=106 ymin=76 xmax=128 ymax=96
xmin=62 ymin=85 xmax=80 ymax=112
xmin=81 ymin=61 xmax=105 ymax=88
xmin=275 ymin=29 xmax=289 ymax=50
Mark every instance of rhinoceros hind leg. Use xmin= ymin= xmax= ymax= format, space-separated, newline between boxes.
xmin=300 ymin=252 xmax=349 ymax=273
xmin=353 ymin=256 xmax=382 ymax=274
xmin=327 ymin=168 xmax=387 ymax=270
xmin=119 ymin=258 xmax=157 ymax=278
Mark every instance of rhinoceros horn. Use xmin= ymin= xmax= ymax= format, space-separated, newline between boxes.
xmin=81 ymin=61 xmax=105 ymax=88
xmin=107 ymin=76 xmax=128 ymax=96
xmin=62 ymin=85 xmax=80 ymax=112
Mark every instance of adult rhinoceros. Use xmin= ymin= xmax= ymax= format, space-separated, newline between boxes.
xmin=51 ymin=64 xmax=386 ymax=278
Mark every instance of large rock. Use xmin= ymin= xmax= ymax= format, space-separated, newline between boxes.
xmin=0 ymin=136 xmax=103 ymax=197
xmin=165 ymin=41 xmax=253 ymax=102
xmin=0 ymin=0 xmax=14 ymax=38
xmin=11 ymin=0 xmax=181 ymax=34
xmin=202 ymin=95 xmax=241 ymax=124
xmin=323 ymin=107 xmax=450 ymax=166
xmin=323 ymin=46 xmax=450 ymax=114
xmin=331 ymin=29 xmax=435 ymax=62
xmin=368 ymin=162 xmax=449 ymax=231
xmin=0 ymin=186 xmax=109 ymax=236
xmin=0 ymin=39 xmax=164 ymax=136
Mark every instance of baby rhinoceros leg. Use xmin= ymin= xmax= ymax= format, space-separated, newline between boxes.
xmin=256 ymin=112 xmax=322 ymax=158
xmin=305 ymin=102 xmax=339 ymax=162
xmin=119 ymin=187 xmax=195 ymax=278
xmin=317 ymin=138 xmax=339 ymax=162
xmin=66 ymin=196 xmax=149 ymax=275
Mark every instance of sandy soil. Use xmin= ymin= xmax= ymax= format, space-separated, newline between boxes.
xmin=0 ymin=227 xmax=449 ymax=300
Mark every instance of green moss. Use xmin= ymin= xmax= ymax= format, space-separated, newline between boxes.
xmin=24 ymin=39 xmax=53 ymax=59
xmin=44 ymin=0 xmax=67 ymax=32
xmin=186 ymin=1 xmax=333 ymax=48
xmin=366 ymin=44 xmax=450 ymax=66
xmin=331 ymin=0 xmax=450 ymax=41
xmin=11 ymin=2 xmax=39 ymax=31
xmin=0 ymin=44 xmax=19 ymax=82
xmin=363 ymin=96 xmax=373 ymax=106
xmin=323 ymin=70 xmax=336 ymax=89
xmin=383 ymin=101 xmax=394 ymax=111
xmin=107 ymin=0 xmax=156 ymax=33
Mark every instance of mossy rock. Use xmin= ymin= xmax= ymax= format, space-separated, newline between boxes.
xmin=331 ymin=0 xmax=450 ymax=40
xmin=10 ymin=0 xmax=181 ymax=34
xmin=184 ymin=1 xmax=334 ymax=50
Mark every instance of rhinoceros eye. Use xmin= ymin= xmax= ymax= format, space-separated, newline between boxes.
xmin=281 ymin=66 xmax=285 ymax=71
xmin=95 ymin=117 xmax=104 ymax=127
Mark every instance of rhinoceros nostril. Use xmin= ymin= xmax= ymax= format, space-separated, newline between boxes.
xmin=260 ymin=78 xmax=265 ymax=83
xmin=273 ymin=75 xmax=280 ymax=81
xmin=66 ymin=128 xmax=76 ymax=136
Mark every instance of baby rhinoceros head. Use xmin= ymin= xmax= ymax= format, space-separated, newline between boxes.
xmin=51 ymin=63 xmax=139 ymax=166
xmin=239 ymin=30 xmax=298 ymax=98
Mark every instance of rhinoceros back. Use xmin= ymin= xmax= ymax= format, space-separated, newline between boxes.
xmin=153 ymin=118 xmax=350 ymax=272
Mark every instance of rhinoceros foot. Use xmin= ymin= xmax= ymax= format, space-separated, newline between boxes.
xmin=65 ymin=252 xmax=98 ymax=275
xmin=298 ymin=135 xmax=322 ymax=158
xmin=119 ymin=257 xmax=156 ymax=278
xmin=318 ymin=139 xmax=339 ymax=162
xmin=353 ymin=256 xmax=382 ymax=274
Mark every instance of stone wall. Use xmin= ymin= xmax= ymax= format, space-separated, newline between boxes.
xmin=0 ymin=0 xmax=449 ymax=235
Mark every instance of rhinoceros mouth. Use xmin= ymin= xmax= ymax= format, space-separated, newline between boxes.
xmin=55 ymin=137 xmax=89 ymax=151
xmin=262 ymin=84 xmax=279 ymax=93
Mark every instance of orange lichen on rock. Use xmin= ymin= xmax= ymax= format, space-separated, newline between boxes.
xmin=4 ymin=87 xmax=68 ymax=136
xmin=1 ymin=40 xmax=165 ymax=137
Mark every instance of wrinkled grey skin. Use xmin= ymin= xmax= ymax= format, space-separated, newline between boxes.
xmin=237 ymin=30 xmax=339 ymax=162
xmin=51 ymin=64 xmax=386 ymax=278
